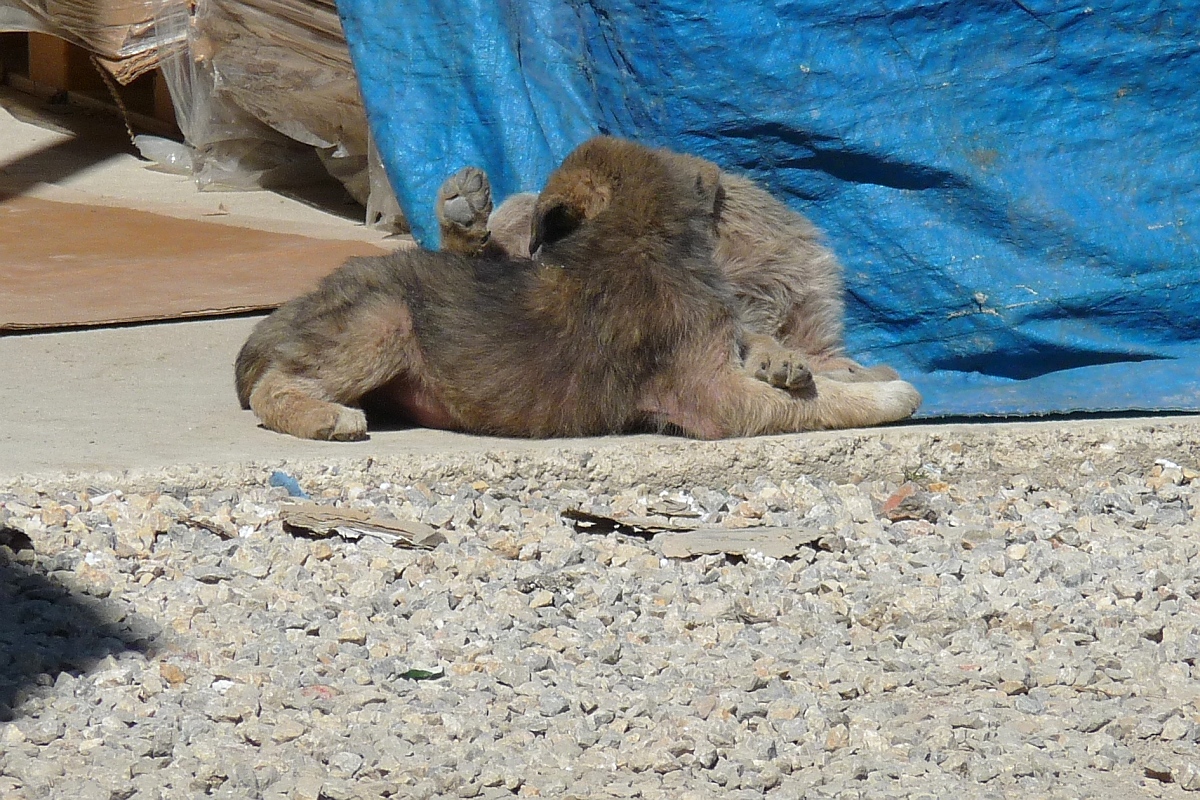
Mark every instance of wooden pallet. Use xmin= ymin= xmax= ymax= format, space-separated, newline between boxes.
xmin=1 ymin=31 xmax=177 ymax=135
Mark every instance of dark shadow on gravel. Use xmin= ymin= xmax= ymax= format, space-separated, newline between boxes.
xmin=0 ymin=533 xmax=159 ymax=719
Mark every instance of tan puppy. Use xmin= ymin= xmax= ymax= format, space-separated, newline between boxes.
xmin=235 ymin=136 xmax=919 ymax=440
xmin=438 ymin=143 xmax=903 ymax=389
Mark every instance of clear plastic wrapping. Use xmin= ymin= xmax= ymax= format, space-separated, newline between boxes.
xmin=153 ymin=0 xmax=404 ymax=228
xmin=1 ymin=0 xmax=406 ymax=230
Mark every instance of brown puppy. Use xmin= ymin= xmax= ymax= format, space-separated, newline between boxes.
xmin=235 ymin=136 xmax=920 ymax=440
xmin=439 ymin=145 xmax=900 ymax=388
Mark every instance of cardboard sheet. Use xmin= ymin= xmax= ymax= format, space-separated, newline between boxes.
xmin=0 ymin=195 xmax=387 ymax=331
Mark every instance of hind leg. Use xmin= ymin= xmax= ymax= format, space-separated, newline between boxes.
xmin=249 ymin=369 xmax=368 ymax=441
xmin=242 ymin=297 xmax=428 ymax=441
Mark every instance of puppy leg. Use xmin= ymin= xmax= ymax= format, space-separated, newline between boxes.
xmin=437 ymin=167 xmax=494 ymax=256
xmin=776 ymin=373 xmax=920 ymax=431
xmin=800 ymin=351 xmax=901 ymax=383
xmin=242 ymin=296 xmax=427 ymax=441
xmin=662 ymin=364 xmax=921 ymax=438
xmin=249 ymin=369 xmax=368 ymax=441
xmin=815 ymin=360 xmax=902 ymax=383
xmin=488 ymin=193 xmax=539 ymax=258
xmin=740 ymin=334 xmax=899 ymax=390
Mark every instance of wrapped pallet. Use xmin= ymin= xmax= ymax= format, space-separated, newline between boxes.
xmin=150 ymin=0 xmax=403 ymax=230
xmin=0 ymin=0 xmax=403 ymax=230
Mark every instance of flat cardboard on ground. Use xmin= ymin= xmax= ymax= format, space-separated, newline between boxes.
xmin=0 ymin=194 xmax=386 ymax=330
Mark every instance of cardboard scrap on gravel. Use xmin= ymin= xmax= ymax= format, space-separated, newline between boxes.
xmin=656 ymin=527 xmax=827 ymax=560
xmin=0 ymin=195 xmax=388 ymax=331
xmin=560 ymin=508 xmax=696 ymax=535
xmin=563 ymin=507 xmax=835 ymax=559
xmin=280 ymin=502 xmax=446 ymax=549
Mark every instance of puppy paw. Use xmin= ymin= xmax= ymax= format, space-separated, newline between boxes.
xmin=877 ymin=380 xmax=923 ymax=421
xmin=326 ymin=406 xmax=368 ymax=441
xmin=744 ymin=337 xmax=814 ymax=392
xmin=437 ymin=167 xmax=493 ymax=254
xmin=300 ymin=404 xmax=367 ymax=441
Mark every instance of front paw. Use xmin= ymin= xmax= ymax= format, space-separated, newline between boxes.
xmin=744 ymin=337 xmax=815 ymax=392
xmin=326 ymin=406 xmax=368 ymax=441
xmin=437 ymin=167 xmax=493 ymax=253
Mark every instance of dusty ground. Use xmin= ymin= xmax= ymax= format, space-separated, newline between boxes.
xmin=1 ymin=308 xmax=1198 ymax=488
xmin=3 ymin=407 xmax=1200 ymax=800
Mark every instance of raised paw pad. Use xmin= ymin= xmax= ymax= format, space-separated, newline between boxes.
xmin=443 ymin=196 xmax=476 ymax=226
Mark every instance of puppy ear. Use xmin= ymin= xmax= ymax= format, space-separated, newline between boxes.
xmin=531 ymin=167 xmax=614 ymax=254
xmin=529 ymin=197 xmax=583 ymax=255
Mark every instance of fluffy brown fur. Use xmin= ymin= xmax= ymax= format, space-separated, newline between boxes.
xmin=235 ymin=136 xmax=920 ymax=440
xmin=478 ymin=148 xmax=901 ymax=386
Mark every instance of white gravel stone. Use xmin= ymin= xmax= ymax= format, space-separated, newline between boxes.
xmin=2 ymin=437 xmax=1200 ymax=797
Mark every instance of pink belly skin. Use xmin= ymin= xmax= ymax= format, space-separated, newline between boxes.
xmin=363 ymin=374 xmax=459 ymax=431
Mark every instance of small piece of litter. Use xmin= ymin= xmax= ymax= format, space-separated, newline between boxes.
xmin=280 ymin=502 xmax=445 ymax=549
xmin=269 ymin=471 xmax=310 ymax=499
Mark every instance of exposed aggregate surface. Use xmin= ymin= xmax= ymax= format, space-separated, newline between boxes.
xmin=2 ymin=425 xmax=1200 ymax=799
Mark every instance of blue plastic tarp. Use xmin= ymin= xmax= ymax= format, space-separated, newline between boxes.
xmin=337 ymin=1 xmax=1200 ymax=418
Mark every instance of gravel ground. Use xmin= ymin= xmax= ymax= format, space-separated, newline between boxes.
xmin=2 ymin=421 xmax=1200 ymax=799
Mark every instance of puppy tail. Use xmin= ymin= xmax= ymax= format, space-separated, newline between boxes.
xmin=234 ymin=339 xmax=267 ymax=409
